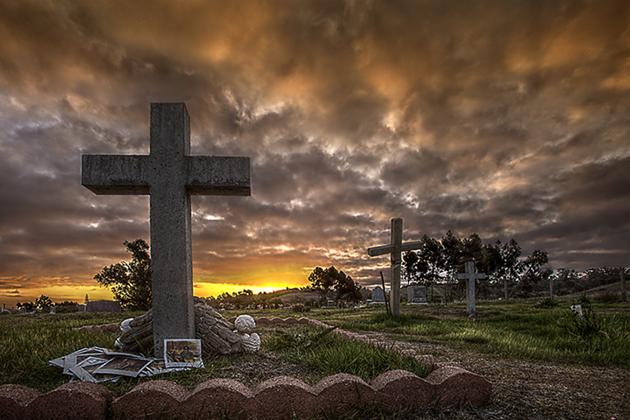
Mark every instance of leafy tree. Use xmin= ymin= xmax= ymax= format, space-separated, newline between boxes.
xmin=333 ymin=271 xmax=362 ymax=302
xmin=34 ymin=295 xmax=53 ymax=312
xmin=308 ymin=266 xmax=361 ymax=302
xmin=516 ymin=250 xmax=549 ymax=297
xmin=94 ymin=239 xmax=151 ymax=310
xmin=308 ymin=266 xmax=337 ymax=297
xmin=16 ymin=301 xmax=35 ymax=312
xmin=495 ymin=239 xmax=522 ymax=299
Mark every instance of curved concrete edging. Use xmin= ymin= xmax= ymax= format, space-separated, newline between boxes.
xmin=0 ymin=367 xmax=490 ymax=420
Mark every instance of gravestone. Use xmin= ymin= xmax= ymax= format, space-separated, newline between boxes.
xmin=85 ymin=300 xmax=121 ymax=313
xmin=457 ymin=261 xmax=487 ymax=316
xmin=371 ymin=286 xmax=385 ymax=303
xmin=367 ymin=218 xmax=422 ymax=317
xmin=406 ymin=285 xmax=427 ymax=305
xmin=82 ymin=103 xmax=251 ymax=356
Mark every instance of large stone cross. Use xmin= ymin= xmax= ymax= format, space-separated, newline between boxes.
xmin=367 ymin=218 xmax=422 ymax=317
xmin=457 ymin=260 xmax=487 ymax=316
xmin=82 ymin=103 xmax=250 ymax=356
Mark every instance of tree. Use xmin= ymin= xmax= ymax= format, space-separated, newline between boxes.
xmin=516 ymin=250 xmax=549 ymax=297
xmin=308 ymin=266 xmax=337 ymax=297
xmin=308 ymin=266 xmax=361 ymax=302
xmin=34 ymin=295 xmax=53 ymax=312
xmin=495 ymin=239 xmax=522 ymax=299
xmin=16 ymin=301 xmax=35 ymax=312
xmin=94 ymin=239 xmax=152 ymax=310
xmin=333 ymin=271 xmax=362 ymax=302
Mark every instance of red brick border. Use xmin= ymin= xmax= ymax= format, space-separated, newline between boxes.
xmin=0 ymin=367 xmax=490 ymax=419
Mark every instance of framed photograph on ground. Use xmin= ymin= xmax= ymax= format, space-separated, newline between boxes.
xmin=93 ymin=356 xmax=153 ymax=377
xmin=163 ymin=338 xmax=204 ymax=368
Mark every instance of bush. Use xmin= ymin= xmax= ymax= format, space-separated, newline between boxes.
xmin=534 ymin=298 xmax=559 ymax=309
xmin=292 ymin=303 xmax=310 ymax=313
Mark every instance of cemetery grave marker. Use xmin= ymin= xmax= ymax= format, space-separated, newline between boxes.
xmin=457 ymin=260 xmax=487 ymax=316
xmin=82 ymin=103 xmax=251 ymax=356
xmin=367 ymin=218 xmax=422 ymax=317
xmin=407 ymin=285 xmax=428 ymax=305
xmin=371 ymin=286 xmax=386 ymax=303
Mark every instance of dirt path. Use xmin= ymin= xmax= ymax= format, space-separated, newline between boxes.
xmin=361 ymin=331 xmax=630 ymax=419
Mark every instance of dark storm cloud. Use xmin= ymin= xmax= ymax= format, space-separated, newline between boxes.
xmin=0 ymin=0 xmax=629 ymax=301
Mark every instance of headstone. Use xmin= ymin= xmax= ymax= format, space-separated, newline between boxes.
xmin=82 ymin=103 xmax=251 ymax=356
xmin=85 ymin=300 xmax=122 ymax=313
xmin=407 ymin=285 xmax=427 ymax=305
xmin=457 ymin=261 xmax=487 ymax=316
xmin=570 ymin=304 xmax=583 ymax=317
xmin=371 ymin=286 xmax=385 ymax=303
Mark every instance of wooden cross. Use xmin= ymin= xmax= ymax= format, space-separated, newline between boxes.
xmin=82 ymin=103 xmax=251 ymax=356
xmin=457 ymin=260 xmax=487 ymax=316
xmin=367 ymin=218 xmax=422 ymax=317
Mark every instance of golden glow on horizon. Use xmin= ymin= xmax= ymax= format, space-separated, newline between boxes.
xmin=1 ymin=269 xmax=312 ymax=307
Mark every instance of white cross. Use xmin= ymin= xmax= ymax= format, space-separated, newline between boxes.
xmin=457 ymin=260 xmax=487 ymax=316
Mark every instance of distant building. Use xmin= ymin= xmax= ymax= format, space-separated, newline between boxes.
xmin=85 ymin=300 xmax=122 ymax=313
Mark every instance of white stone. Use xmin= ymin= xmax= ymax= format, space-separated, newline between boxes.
xmin=241 ymin=332 xmax=261 ymax=353
xmin=235 ymin=314 xmax=256 ymax=333
xmin=120 ymin=317 xmax=134 ymax=333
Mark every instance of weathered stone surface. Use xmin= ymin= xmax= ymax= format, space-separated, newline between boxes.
xmin=184 ymin=379 xmax=254 ymax=419
xmin=0 ymin=367 xmax=492 ymax=418
xmin=428 ymin=366 xmax=492 ymax=407
xmin=254 ymin=376 xmax=317 ymax=420
xmin=314 ymin=373 xmax=376 ymax=415
xmin=0 ymin=384 xmax=41 ymax=420
xmin=117 ymin=301 xmax=249 ymax=356
xmin=82 ymin=103 xmax=251 ymax=357
xmin=456 ymin=261 xmax=488 ymax=316
xmin=112 ymin=380 xmax=188 ymax=419
xmin=371 ymin=370 xmax=434 ymax=409
xmin=28 ymin=382 xmax=111 ymax=420
xmin=367 ymin=218 xmax=422 ymax=317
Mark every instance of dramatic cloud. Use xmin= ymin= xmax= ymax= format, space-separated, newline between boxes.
xmin=0 ymin=0 xmax=628 ymax=303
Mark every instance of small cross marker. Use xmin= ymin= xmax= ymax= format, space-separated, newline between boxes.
xmin=457 ymin=260 xmax=487 ymax=316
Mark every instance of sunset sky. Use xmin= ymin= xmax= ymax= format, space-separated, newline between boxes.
xmin=0 ymin=1 xmax=629 ymax=305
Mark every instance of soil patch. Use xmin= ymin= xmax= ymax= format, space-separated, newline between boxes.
xmin=359 ymin=330 xmax=630 ymax=419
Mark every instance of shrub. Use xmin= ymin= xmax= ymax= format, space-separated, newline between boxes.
xmin=534 ymin=298 xmax=559 ymax=309
xmin=292 ymin=303 xmax=310 ymax=313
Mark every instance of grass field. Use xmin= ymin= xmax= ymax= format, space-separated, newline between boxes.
xmin=0 ymin=312 xmax=428 ymax=394
xmin=1 ymin=298 xmax=628 ymax=396
xmin=226 ymin=299 xmax=630 ymax=369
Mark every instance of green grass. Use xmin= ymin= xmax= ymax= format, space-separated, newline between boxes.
xmin=318 ymin=302 xmax=630 ymax=369
xmin=0 ymin=312 xmax=430 ymax=394
xmin=265 ymin=326 xmax=430 ymax=380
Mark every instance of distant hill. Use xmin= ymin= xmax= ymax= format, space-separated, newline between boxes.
xmin=255 ymin=288 xmax=322 ymax=304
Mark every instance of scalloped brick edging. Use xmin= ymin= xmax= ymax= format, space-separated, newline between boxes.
xmin=0 ymin=368 xmax=490 ymax=419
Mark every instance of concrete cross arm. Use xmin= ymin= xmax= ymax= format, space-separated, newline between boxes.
xmin=456 ymin=273 xmax=468 ymax=279
xmin=367 ymin=240 xmax=423 ymax=257
xmin=81 ymin=155 xmax=150 ymax=194
xmin=187 ymin=156 xmax=251 ymax=195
